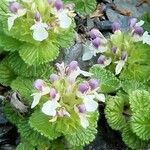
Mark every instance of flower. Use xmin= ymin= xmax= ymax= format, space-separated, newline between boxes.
xmin=112 ymin=22 xmax=120 ymax=33
xmin=115 ymin=51 xmax=127 ymax=75
xmin=49 ymin=74 xmax=59 ymax=82
xmin=89 ymin=29 xmax=101 ymax=39
xmin=7 ymin=2 xmax=27 ymax=30
xmin=30 ymin=12 xmax=49 ymax=41
xmin=97 ymin=55 xmax=111 ymax=68
xmin=42 ymin=100 xmax=61 ymax=116
xmin=31 ymin=79 xmax=50 ymax=108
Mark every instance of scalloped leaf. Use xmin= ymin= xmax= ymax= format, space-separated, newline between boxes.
xmin=128 ymin=43 xmax=150 ymax=65
xmin=105 ymin=96 xmax=128 ymax=131
xmin=29 ymin=111 xmax=62 ymax=140
xmin=141 ymin=12 xmax=150 ymax=33
xmin=0 ymin=59 xmax=16 ymax=86
xmin=121 ymin=80 xmax=147 ymax=94
xmin=19 ymin=42 xmax=59 ymax=66
xmin=65 ymin=112 xmax=98 ymax=146
xmin=129 ymin=90 xmax=150 ymax=140
xmin=11 ymin=77 xmax=34 ymax=104
xmin=129 ymin=90 xmax=150 ymax=113
xmin=18 ymin=119 xmax=51 ymax=148
xmin=90 ymin=65 xmax=121 ymax=93
xmin=64 ymin=0 xmax=97 ymax=16
xmin=122 ymin=124 xmax=149 ymax=150
xmin=16 ymin=142 xmax=35 ymax=150
xmin=120 ymin=64 xmax=150 ymax=82
xmin=8 ymin=53 xmax=54 ymax=78
xmin=0 ymin=30 xmax=22 ymax=52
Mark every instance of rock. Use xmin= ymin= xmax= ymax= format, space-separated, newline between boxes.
xmin=0 ymin=144 xmax=16 ymax=150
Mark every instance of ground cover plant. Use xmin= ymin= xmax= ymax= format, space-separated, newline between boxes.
xmin=0 ymin=0 xmax=150 ymax=150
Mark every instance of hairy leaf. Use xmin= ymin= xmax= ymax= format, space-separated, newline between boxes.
xmin=65 ymin=112 xmax=98 ymax=146
xmin=29 ymin=111 xmax=62 ymax=140
xmin=90 ymin=65 xmax=121 ymax=93
xmin=105 ymin=96 xmax=128 ymax=131
xmin=122 ymin=124 xmax=149 ymax=150
xmin=64 ymin=0 xmax=97 ymax=16
xmin=19 ymin=42 xmax=59 ymax=66
xmin=129 ymin=90 xmax=150 ymax=140
xmin=11 ymin=77 xmax=34 ymax=104
xmin=121 ymin=80 xmax=147 ymax=94
xmin=16 ymin=142 xmax=35 ymax=150
xmin=0 ymin=59 xmax=16 ymax=86
xmin=8 ymin=53 xmax=54 ymax=78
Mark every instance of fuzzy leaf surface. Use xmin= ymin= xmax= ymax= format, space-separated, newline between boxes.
xmin=105 ymin=96 xmax=128 ymax=131
xmin=129 ymin=90 xmax=150 ymax=140
xmin=19 ymin=42 xmax=59 ymax=66
xmin=90 ymin=65 xmax=120 ymax=93
xmin=122 ymin=124 xmax=149 ymax=150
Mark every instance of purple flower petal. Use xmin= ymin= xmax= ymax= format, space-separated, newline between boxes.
xmin=33 ymin=79 xmax=44 ymax=91
xmin=133 ymin=26 xmax=144 ymax=36
xmin=50 ymin=74 xmax=59 ymax=82
xmin=50 ymin=88 xmax=57 ymax=99
xmin=78 ymin=82 xmax=89 ymax=94
xmin=54 ymin=0 xmax=63 ymax=10
xmin=78 ymin=104 xmax=86 ymax=113
xmin=97 ymin=55 xmax=106 ymax=64
xmin=88 ymin=79 xmax=99 ymax=90
xmin=89 ymin=29 xmax=100 ymax=39
xmin=9 ymin=2 xmax=21 ymax=13
xmin=128 ymin=18 xmax=137 ymax=28
xmin=112 ymin=22 xmax=120 ymax=32
xmin=92 ymin=37 xmax=101 ymax=49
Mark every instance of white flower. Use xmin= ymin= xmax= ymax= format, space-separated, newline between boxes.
xmin=31 ymin=87 xmax=50 ymax=108
xmin=56 ymin=9 xmax=72 ymax=28
xmin=115 ymin=60 xmax=126 ymax=75
xmin=42 ymin=100 xmax=61 ymax=116
xmin=142 ymin=31 xmax=150 ymax=45
xmin=8 ymin=9 xmax=27 ymax=30
xmin=30 ymin=22 xmax=49 ymax=41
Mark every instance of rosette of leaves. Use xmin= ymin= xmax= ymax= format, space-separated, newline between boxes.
xmin=105 ymin=90 xmax=150 ymax=149
xmin=4 ymin=61 xmax=102 ymax=149
xmin=0 ymin=0 xmax=75 ymax=66
xmin=64 ymin=0 xmax=97 ymax=16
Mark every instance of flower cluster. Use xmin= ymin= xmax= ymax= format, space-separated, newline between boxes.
xmin=7 ymin=0 xmax=75 ymax=41
xmin=31 ymin=61 xmax=105 ymax=128
xmin=82 ymin=18 xmax=150 ymax=75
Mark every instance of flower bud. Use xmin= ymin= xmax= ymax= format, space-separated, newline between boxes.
xmin=50 ymin=74 xmax=59 ymax=82
xmin=89 ymin=29 xmax=100 ymax=39
xmin=34 ymin=11 xmax=41 ymax=22
xmin=97 ymin=55 xmax=106 ymax=64
xmin=88 ymin=79 xmax=99 ymax=90
xmin=50 ymin=88 xmax=57 ymax=99
xmin=92 ymin=37 xmax=101 ymax=49
xmin=111 ymin=47 xmax=117 ymax=54
xmin=78 ymin=82 xmax=89 ymax=94
xmin=47 ymin=0 xmax=53 ymax=4
xmin=133 ymin=26 xmax=144 ymax=36
xmin=121 ymin=51 xmax=127 ymax=61
xmin=78 ymin=104 xmax=86 ymax=113
xmin=9 ymin=2 xmax=21 ymax=13
xmin=128 ymin=18 xmax=137 ymax=28
xmin=33 ymin=79 xmax=44 ymax=91
xmin=112 ymin=22 xmax=120 ymax=32
xmin=68 ymin=61 xmax=78 ymax=71
xmin=54 ymin=0 xmax=63 ymax=10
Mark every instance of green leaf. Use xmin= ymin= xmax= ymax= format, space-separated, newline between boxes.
xmin=8 ymin=52 xmax=54 ymax=78
xmin=121 ymin=80 xmax=147 ymax=94
xmin=29 ymin=111 xmax=62 ymax=140
xmin=90 ymin=65 xmax=121 ymax=93
xmin=129 ymin=90 xmax=150 ymax=113
xmin=65 ymin=112 xmax=98 ymax=146
xmin=120 ymin=64 xmax=150 ymax=82
xmin=11 ymin=77 xmax=34 ymax=104
xmin=105 ymin=96 xmax=128 ymax=131
xmin=129 ymin=90 xmax=150 ymax=140
xmin=18 ymin=120 xmax=51 ymax=148
xmin=0 ymin=59 xmax=16 ymax=86
xmin=122 ymin=124 xmax=149 ymax=150
xmin=128 ymin=43 xmax=150 ymax=65
xmin=64 ymin=0 xmax=97 ymax=16
xmin=141 ymin=12 xmax=150 ymax=33
xmin=19 ymin=42 xmax=59 ymax=66
xmin=16 ymin=143 xmax=35 ymax=150
xmin=0 ymin=30 xmax=22 ymax=52
xmin=3 ymin=103 xmax=23 ymax=126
